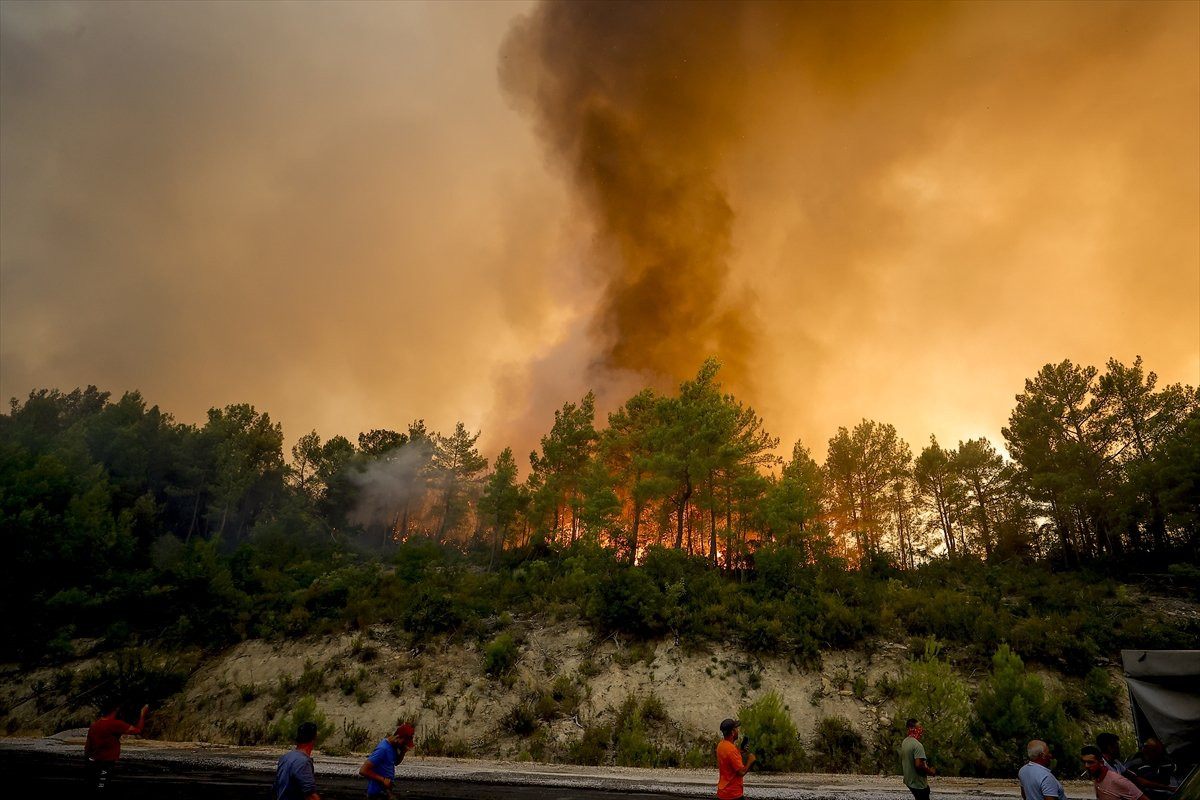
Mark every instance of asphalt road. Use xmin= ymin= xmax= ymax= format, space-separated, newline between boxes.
xmin=2 ymin=736 xmax=1083 ymax=799
xmin=3 ymin=748 xmax=678 ymax=799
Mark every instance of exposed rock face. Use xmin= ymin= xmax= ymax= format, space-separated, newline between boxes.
xmin=2 ymin=623 xmax=919 ymax=760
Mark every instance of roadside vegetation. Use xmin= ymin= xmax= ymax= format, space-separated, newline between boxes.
xmin=1 ymin=355 xmax=1196 ymax=776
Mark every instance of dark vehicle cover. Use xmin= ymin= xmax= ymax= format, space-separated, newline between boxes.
xmin=1121 ymin=649 xmax=1200 ymax=790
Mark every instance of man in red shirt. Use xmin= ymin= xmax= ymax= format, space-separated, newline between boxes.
xmin=716 ymin=718 xmax=756 ymax=800
xmin=84 ymin=703 xmax=148 ymax=792
xmin=1083 ymin=745 xmax=1149 ymax=800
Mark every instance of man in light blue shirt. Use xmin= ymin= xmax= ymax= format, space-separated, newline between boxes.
xmin=1019 ymin=740 xmax=1067 ymax=800
xmin=274 ymin=722 xmax=320 ymax=800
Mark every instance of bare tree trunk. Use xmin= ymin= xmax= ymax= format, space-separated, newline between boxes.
xmin=629 ymin=500 xmax=642 ymax=563
xmin=185 ymin=493 xmax=201 ymax=543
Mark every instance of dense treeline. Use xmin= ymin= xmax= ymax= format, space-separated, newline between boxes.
xmin=1 ymin=355 xmax=1197 ymax=665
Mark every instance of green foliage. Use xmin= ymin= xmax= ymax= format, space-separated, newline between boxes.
xmin=613 ymin=715 xmax=655 ymax=767
xmin=566 ymin=725 xmax=611 ymax=765
xmin=533 ymin=674 xmax=584 ymax=720
xmin=502 ymin=700 xmax=539 ymax=736
xmin=608 ymin=694 xmax=678 ymax=768
xmin=483 ymin=633 xmax=519 ymax=678
xmin=973 ymin=644 xmax=1080 ymax=777
xmin=340 ymin=719 xmax=374 ymax=752
xmin=268 ymin=696 xmax=333 ymax=746
xmin=420 ymin=733 xmax=472 ymax=758
xmin=401 ymin=587 xmax=463 ymax=640
xmin=76 ymin=648 xmax=193 ymax=715
xmin=812 ymin=716 xmax=866 ymax=773
xmin=2 ymin=373 xmax=1195 ymax=662
xmin=1083 ymin=667 xmax=1120 ymax=716
xmin=276 ymin=659 xmax=327 ymax=700
xmin=0 ymin=373 xmax=1196 ymax=768
xmin=737 ymin=690 xmax=807 ymax=772
xmin=895 ymin=638 xmax=977 ymax=775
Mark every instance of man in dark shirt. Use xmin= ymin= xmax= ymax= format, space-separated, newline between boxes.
xmin=274 ymin=722 xmax=321 ymax=800
xmin=1124 ymin=738 xmax=1177 ymax=800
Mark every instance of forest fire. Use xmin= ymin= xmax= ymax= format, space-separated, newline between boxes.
xmin=332 ymin=355 xmax=1194 ymax=573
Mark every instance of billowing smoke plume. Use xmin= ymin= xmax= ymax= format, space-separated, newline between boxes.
xmin=497 ymin=1 xmax=952 ymax=397
xmin=500 ymin=1 xmax=753 ymax=391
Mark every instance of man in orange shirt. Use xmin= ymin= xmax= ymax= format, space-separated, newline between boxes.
xmin=716 ymin=718 xmax=756 ymax=800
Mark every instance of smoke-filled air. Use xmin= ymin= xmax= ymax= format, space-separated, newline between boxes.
xmin=2 ymin=0 xmax=1197 ymax=461
xmin=3 ymin=4 xmax=1200 ymax=772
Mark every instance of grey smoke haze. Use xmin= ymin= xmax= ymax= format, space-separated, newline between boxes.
xmin=1 ymin=0 xmax=1196 ymax=466
xmin=348 ymin=446 xmax=429 ymax=533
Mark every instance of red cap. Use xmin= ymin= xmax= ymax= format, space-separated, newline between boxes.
xmin=396 ymin=723 xmax=415 ymax=739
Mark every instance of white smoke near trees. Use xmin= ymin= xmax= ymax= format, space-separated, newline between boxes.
xmin=346 ymin=447 xmax=433 ymax=541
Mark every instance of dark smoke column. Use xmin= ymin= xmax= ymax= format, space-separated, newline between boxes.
xmin=500 ymin=0 xmax=755 ymax=390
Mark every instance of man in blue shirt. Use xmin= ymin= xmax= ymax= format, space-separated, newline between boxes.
xmin=358 ymin=723 xmax=416 ymax=798
xmin=274 ymin=722 xmax=320 ymax=800
xmin=1019 ymin=739 xmax=1066 ymax=800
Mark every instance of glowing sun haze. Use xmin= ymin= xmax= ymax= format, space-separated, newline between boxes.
xmin=1 ymin=0 xmax=1197 ymax=464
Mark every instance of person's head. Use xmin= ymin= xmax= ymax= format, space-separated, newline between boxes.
xmin=906 ymin=718 xmax=925 ymax=740
xmin=389 ymin=723 xmax=416 ymax=747
xmin=1081 ymin=745 xmax=1105 ymax=777
xmin=295 ymin=722 xmax=318 ymax=747
xmin=1142 ymin=737 xmax=1165 ymax=762
xmin=719 ymin=718 xmax=740 ymax=741
xmin=1028 ymin=740 xmax=1052 ymax=766
xmin=1096 ymin=732 xmax=1120 ymax=760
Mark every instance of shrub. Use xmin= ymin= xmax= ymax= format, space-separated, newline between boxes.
xmin=641 ymin=693 xmax=667 ymax=723
xmin=502 ymin=700 xmax=539 ymax=736
xmin=614 ymin=715 xmax=655 ymax=767
xmin=873 ymin=674 xmax=899 ymax=701
xmin=76 ymin=647 xmax=192 ymax=715
xmin=895 ymin=638 xmax=977 ymax=775
xmin=811 ymin=716 xmax=865 ymax=773
xmin=349 ymin=635 xmax=379 ymax=663
xmin=341 ymin=720 xmax=374 ymax=752
xmin=268 ymin=696 xmax=334 ymax=745
xmin=737 ymin=690 xmax=806 ymax=772
xmin=534 ymin=692 xmax=558 ymax=720
xmin=422 ymin=735 xmax=472 ymax=758
xmin=564 ymin=725 xmax=611 ymax=765
xmin=402 ymin=587 xmax=462 ymax=640
xmin=296 ymin=659 xmax=327 ymax=695
xmin=739 ymin=614 xmax=787 ymax=654
xmin=221 ymin=719 xmax=267 ymax=746
xmin=1083 ymin=667 xmax=1119 ymax=716
xmin=584 ymin=567 xmax=666 ymax=638
xmin=483 ymin=633 xmax=519 ymax=678
xmin=973 ymin=644 xmax=1080 ymax=777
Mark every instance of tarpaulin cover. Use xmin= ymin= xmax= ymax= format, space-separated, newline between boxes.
xmin=1121 ymin=650 xmax=1200 ymax=767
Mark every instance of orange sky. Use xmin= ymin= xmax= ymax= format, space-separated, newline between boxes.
xmin=1 ymin=0 xmax=1197 ymax=465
